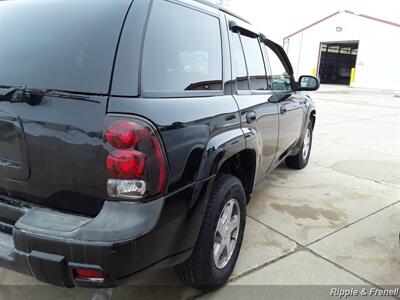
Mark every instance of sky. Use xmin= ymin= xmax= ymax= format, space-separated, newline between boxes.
xmin=215 ymin=0 xmax=400 ymax=42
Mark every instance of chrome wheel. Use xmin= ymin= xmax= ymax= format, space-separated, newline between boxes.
xmin=213 ymin=198 xmax=241 ymax=270
xmin=302 ymin=128 xmax=311 ymax=160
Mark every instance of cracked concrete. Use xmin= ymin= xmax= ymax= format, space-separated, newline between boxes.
xmin=0 ymin=86 xmax=399 ymax=299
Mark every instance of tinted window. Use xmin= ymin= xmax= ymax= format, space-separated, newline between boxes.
xmin=142 ymin=1 xmax=222 ymax=94
xmin=232 ymin=33 xmax=250 ymax=91
xmin=265 ymin=47 xmax=292 ymax=91
xmin=240 ymin=35 xmax=268 ymax=90
xmin=0 ymin=1 xmax=129 ymax=94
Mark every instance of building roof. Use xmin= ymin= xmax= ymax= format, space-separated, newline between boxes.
xmin=283 ymin=10 xmax=400 ymax=41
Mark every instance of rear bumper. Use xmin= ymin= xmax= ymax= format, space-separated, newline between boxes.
xmin=0 ymin=177 xmax=214 ymax=287
xmin=0 ymin=198 xmax=166 ymax=287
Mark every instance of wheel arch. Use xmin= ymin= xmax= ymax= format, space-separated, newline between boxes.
xmin=217 ymin=149 xmax=256 ymax=203
xmin=196 ymin=127 xmax=257 ymax=203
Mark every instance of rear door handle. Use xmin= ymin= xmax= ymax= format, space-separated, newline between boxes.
xmin=280 ymin=105 xmax=287 ymax=114
xmin=246 ymin=111 xmax=256 ymax=124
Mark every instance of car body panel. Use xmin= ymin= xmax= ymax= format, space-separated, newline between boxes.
xmin=107 ymin=95 xmax=243 ymax=191
xmin=274 ymin=91 xmax=306 ymax=159
xmin=0 ymin=95 xmax=109 ymax=216
xmin=232 ymin=94 xmax=279 ymax=180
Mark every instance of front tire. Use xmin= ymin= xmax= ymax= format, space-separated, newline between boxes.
xmin=285 ymin=121 xmax=313 ymax=170
xmin=175 ymin=175 xmax=246 ymax=291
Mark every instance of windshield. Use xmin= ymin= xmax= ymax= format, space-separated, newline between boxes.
xmin=0 ymin=0 xmax=130 ymax=94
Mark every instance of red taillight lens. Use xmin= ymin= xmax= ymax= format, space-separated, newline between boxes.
xmin=106 ymin=150 xmax=146 ymax=179
xmin=74 ymin=268 xmax=104 ymax=281
xmin=105 ymin=118 xmax=168 ymax=200
xmin=105 ymin=120 xmax=141 ymax=149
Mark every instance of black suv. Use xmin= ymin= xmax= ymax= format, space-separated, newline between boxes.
xmin=0 ymin=0 xmax=318 ymax=291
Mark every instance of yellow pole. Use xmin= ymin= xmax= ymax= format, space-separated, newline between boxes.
xmin=312 ymin=68 xmax=317 ymax=77
xmin=350 ymin=68 xmax=355 ymax=85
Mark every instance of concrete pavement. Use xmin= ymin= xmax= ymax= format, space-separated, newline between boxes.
xmin=1 ymin=85 xmax=399 ymax=299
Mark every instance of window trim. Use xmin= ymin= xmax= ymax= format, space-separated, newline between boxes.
xmin=140 ymin=0 xmax=224 ymax=99
xmin=260 ymin=42 xmax=273 ymax=90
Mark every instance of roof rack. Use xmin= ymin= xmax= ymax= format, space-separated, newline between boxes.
xmin=193 ymin=0 xmax=251 ymax=24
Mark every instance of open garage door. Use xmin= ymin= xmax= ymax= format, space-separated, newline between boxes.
xmin=318 ymin=41 xmax=359 ymax=85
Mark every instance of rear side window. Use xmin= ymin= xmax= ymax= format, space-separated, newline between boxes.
xmin=142 ymin=1 xmax=222 ymax=95
xmin=232 ymin=33 xmax=250 ymax=91
xmin=240 ymin=35 xmax=268 ymax=91
xmin=0 ymin=1 xmax=129 ymax=94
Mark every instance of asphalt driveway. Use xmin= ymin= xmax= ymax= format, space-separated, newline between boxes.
xmin=1 ymin=86 xmax=399 ymax=300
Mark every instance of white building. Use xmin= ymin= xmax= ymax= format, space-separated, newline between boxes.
xmin=283 ymin=10 xmax=400 ymax=90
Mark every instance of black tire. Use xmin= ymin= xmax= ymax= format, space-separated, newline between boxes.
xmin=175 ymin=174 xmax=246 ymax=291
xmin=285 ymin=121 xmax=313 ymax=170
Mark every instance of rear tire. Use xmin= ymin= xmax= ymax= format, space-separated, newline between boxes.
xmin=175 ymin=174 xmax=246 ymax=291
xmin=285 ymin=121 xmax=313 ymax=170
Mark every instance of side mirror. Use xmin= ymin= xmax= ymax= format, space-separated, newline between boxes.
xmin=297 ymin=75 xmax=320 ymax=91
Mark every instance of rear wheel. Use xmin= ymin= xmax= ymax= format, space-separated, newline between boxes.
xmin=285 ymin=121 xmax=313 ymax=170
xmin=175 ymin=175 xmax=246 ymax=291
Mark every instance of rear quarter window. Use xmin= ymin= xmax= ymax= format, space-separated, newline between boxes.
xmin=141 ymin=1 xmax=223 ymax=96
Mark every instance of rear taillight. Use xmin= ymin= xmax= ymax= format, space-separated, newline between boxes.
xmin=104 ymin=118 xmax=167 ymax=200
xmin=106 ymin=150 xmax=146 ymax=179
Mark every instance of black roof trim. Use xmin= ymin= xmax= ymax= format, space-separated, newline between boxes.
xmin=193 ymin=0 xmax=251 ymax=24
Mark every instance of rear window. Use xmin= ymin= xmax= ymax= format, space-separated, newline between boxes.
xmin=0 ymin=1 xmax=129 ymax=94
xmin=142 ymin=1 xmax=222 ymax=95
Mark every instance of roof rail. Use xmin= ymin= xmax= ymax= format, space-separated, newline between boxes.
xmin=193 ymin=0 xmax=251 ymax=24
